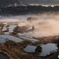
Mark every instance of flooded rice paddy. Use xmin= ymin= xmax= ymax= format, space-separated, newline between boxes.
xmin=23 ymin=43 xmax=58 ymax=57
xmin=0 ymin=12 xmax=59 ymax=58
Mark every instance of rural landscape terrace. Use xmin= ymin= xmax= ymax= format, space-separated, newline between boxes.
xmin=0 ymin=0 xmax=59 ymax=59
xmin=0 ymin=14 xmax=59 ymax=59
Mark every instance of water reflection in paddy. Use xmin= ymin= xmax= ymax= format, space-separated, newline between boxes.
xmin=0 ymin=37 xmax=6 ymax=43
xmin=24 ymin=46 xmax=36 ymax=53
xmin=39 ymin=43 xmax=58 ymax=57
xmin=0 ymin=35 xmax=23 ymax=43
xmin=23 ymin=43 xmax=58 ymax=57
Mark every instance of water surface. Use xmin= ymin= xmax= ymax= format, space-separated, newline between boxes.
xmin=40 ymin=43 xmax=58 ymax=57
xmin=23 ymin=43 xmax=58 ymax=57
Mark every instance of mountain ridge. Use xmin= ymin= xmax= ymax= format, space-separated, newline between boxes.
xmin=1 ymin=0 xmax=59 ymax=8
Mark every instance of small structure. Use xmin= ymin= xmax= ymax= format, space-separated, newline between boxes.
xmin=27 ymin=17 xmax=38 ymax=21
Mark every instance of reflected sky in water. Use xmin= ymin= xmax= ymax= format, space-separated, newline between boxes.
xmin=23 ymin=43 xmax=58 ymax=57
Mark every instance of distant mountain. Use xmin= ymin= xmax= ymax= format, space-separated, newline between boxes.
xmin=22 ymin=0 xmax=59 ymax=4
xmin=23 ymin=0 xmax=59 ymax=6
xmin=0 ymin=0 xmax=59 ymax=7
xmin=0 ymin=0 xmax=20 ymax=7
